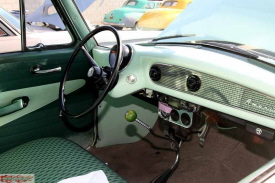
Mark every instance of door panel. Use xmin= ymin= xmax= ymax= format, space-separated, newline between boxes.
xmin=0 ymin=48 xmax=95 ymax=153
xmin=0 ymin=79 xmax=85 ymax=127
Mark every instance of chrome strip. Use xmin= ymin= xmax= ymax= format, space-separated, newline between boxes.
xmin=102 ymin=21 xmax=125 ymax=27
xmin=119 ymin=44 xmax=133 ymax=72
xmin=19 ymin=0 xmax=27 ymax=51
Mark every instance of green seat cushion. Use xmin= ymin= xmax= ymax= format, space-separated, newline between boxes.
xmin=0 ymin=137 xmax=127 ymax=183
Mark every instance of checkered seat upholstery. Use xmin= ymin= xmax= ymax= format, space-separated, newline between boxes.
xmin=0 ymin=137 xmax=127 ymax=183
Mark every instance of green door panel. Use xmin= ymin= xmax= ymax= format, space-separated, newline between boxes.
xmin=0 ymin=97 xmax=28 ymax=117
xmin=0 ymin=49 xmax=89 ymax=92
xmin=0 ymin=47 xmax=96 ymax=153
xmin=0 ymin=79 xmax=85 ymax=127
xmin=0 ymin=90 xmax=95 ymax=153
xmin=97 ymin=95 xmax=158 ymax=147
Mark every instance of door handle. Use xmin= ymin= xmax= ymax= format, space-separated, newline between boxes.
xmin=31 ymin=65 xmax=61 ymax=74
xmin=0 ymin=97 xmax=29 ymax=117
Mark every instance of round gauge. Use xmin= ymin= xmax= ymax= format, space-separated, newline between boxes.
xmin=171 ymin=109 xmax=179 ymax=121
xmin=181 ymin=113 xmax=191 ymax=126
xmin=109 ymin=44 xmax=132 ymax=71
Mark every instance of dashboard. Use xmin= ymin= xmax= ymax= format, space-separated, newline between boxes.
xmin=93 ymin=44 xmax=275 ymax=131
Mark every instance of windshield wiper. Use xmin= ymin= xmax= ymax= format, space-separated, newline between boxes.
xmin=197 ymin=41 xmax=259 ymax=59
xmin=152 ymin=34 xmax=196 ymax=42
xmin=146 ymin=40 xmax=275 ymax=66
xmin=198 ymin=41 xmax=275 ymax=65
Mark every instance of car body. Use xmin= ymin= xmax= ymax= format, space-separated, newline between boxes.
xmin=26 ymin=0 xmax=95 ymax=30
xmin=137 ymin=0 xmax=192 ymax=30
xmin=102 ymin=0 xmax=163 ymax=30
xmin=1 ymin=0 xmax=275 ymax=182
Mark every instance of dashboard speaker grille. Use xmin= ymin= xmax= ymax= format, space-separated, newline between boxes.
xmin=151 ymin=64 xmax=275 ymax=119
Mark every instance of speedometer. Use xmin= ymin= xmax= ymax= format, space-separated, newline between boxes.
xmin=109 ymin=44 xmax=132 ymax=71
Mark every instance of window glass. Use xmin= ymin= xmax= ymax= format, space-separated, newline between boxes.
xmin=0 ymin=28 xmax=7 ymax=36
xmin=124 ymin=1 xmax=138 ymax=6
xmin=74 ymin=0 xmax=187 ymax=45
xmin=24 ymin=0 xmax=72 ymax=48
xmin=144 ymin=3 xmax=155 ymax=9
xmin=156 ymin=3 xmax=162 ymax=8
xmin=0 ymin=7 xmax=20 ymax=33
xmin=0 ymin=3 xmax=21 ymax=53
xmin=163 ymin=1 xmax=178 ymax=7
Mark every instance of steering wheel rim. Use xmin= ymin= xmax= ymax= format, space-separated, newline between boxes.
xmin=59 ymin=26 xmax=122 ymax=119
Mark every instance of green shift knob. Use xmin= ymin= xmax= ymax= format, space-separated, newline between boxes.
xmin=125 ymin=110 xmax=137 ymax=122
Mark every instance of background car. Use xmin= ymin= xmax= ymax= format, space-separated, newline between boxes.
xmin=137 ymin=0 xmax=192 ymax=30
xmin=102 ymin=0 xmax=163 ymax=30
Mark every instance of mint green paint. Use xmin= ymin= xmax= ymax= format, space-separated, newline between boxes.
xmin=96 ymin=95 xmax=158 ymax=147
xmin=0 ymin=97 xmax=27 ymax=117
xmin=104 ymin=44 xmax=275 ymax=129
xmin=92 ymin=46 xmax=111 ymax=66
xmin=93 ymin=47 xmax=159 ymax=146
xmin=103 ymin=0 xmax=162 ymax=28
xmin=0 ymin=80 xmax=85 ymax=127
xmin=60 ymin=0 xmax=96 ymax=50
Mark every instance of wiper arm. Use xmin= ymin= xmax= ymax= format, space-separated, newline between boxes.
xmin=146 ymin=40 xmax=275 ymax=66
xmin=199 ymin=41 xmax=275 ymax=65
xmin=197 ymin=41 xmax=259 ymax=59
xmin=152 ymin=34 xmax=196 ymax=42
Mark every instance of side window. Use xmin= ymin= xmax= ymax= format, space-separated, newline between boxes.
xmin=163 ymin=1 xmax=178 ymax=7
xmin=125 ymin=1 xmax=138 ymax=6
xmin=0 ymin=0 xmax=72 ymax=54
xmin=144 ymin=3 xmax=155 ymax=9
xmin=24 ymin=0 xmax=72 ymax=48
xmin=0 ymin=3 xmax=21 ymax=53
xmin=156 ymin=3 xmax=162 ymax=8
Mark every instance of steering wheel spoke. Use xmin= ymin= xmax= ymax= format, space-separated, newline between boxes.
xmin=80 ymin=46 xmax=99 ymax=67
xmin=59 ymin=26 xmax=122 ymax=119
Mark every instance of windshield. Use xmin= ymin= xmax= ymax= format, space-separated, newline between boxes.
xmin=157 ymin=0 xmax=275 ymax=54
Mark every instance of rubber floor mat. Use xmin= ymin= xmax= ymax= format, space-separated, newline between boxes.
xmin=89 ymin=121 xmax=275 ymax=183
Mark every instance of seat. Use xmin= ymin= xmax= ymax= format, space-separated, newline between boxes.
xmin=0 ymin=137 xmax=127 ymax=183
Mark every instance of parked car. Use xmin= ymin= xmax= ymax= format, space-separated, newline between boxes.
xmin=102 ymin=0 xmax=163 ymax=30
xmin=137 ymin=0 xmax=192 ymax=30
xmin=1 ymin=0 xmax=275 ymax=183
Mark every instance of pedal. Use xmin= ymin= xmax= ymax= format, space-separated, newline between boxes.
xmin=198 ymin=110 xmax=219 ymax=147
xmin=198 ymin=122 xmax=210 ymax=147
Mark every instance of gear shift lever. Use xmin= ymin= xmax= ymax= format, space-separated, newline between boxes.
xmin=125 ymin=110 xmax=180 ymax=183
xmin=125 ymin=110 xmax=152 ymax=130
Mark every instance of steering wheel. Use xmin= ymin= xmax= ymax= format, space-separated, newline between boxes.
xmin=59 ymin=26 xmax=122 ymax=119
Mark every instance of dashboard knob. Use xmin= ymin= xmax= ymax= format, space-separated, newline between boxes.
xmin=149 ymin=66 xmax=161 ymax=81
xmin=187 ymin=75 xmax=201 ymax=92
